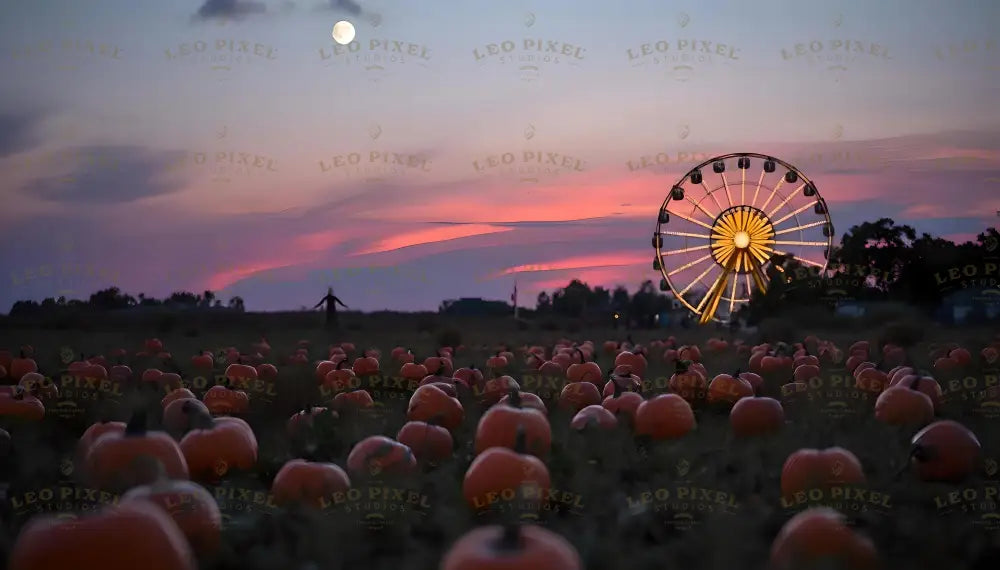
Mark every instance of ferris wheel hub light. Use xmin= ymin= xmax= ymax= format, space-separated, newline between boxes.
xmin=734 ymin=231 xmax=751 ymax=249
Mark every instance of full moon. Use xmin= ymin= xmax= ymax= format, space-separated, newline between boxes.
xmin=733 ymin=231 xmax=751 ymax=249
xmin=332 ymin=20 xmax=355 ymax=45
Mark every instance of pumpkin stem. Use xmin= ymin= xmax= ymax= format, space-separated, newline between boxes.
xmin=495 ymin=523 xmax=522 ymax=551
xmin=908 ymin=376 xmax=921 ymax=390
xmin=611 ymin=373 xmax=622 ymax=397
xmin=507 ymin=388 xmax=522 ymax=408
xmin=513 ymin=424 xmax=527 ymax=453
xmin=336 ymin=358 xmax=348 ymax=371
xmin=12 ymin=386 xmax=25 ymax=400
xmin=675 ymin=359 xmax=691 ymax=374
xmin=124 ymin=410 xmax=148 ymax=436
xmin=574 ymin=348 xmax=586 ymax=363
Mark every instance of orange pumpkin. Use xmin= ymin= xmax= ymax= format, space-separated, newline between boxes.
xmin=8 ymin=500 xmax=197 ymax=570
xmin=463 ymin=426 xmax=551 ymax=513
xmin=201 ymin=383 xmax=250 ymax=416
xmin=407 ymin=383 xmax=464 ymax=431
xmin=706 ymin=373 xmax=754 ymax=405
xmin=178 ymin=408 xmax=257 ymax=484
xmin=570 ymin=404 xmax=618 ymax=430
xmin=769 ymin=507 xmax=880 ymax=570
xmin=8 ymin=351 xmax=38 ymax=382
xmin=270 ymin=458 xmax=351 ymax=509
xmin=396 ymin=420 xmax=454 ymax=464
xmin=120 ymin=467 xmax=223 ymax=558
xmin=910 ymin=420 xmax=981 ymax=483
xmin=475 ymin=390 xmax=551 ymax=457
xmin=730 ymin=394 xmax=785 ymax=437
xmin=0 ymin=387 xmax=45 ymax=421
xmin=346 ymin=435 xmax=417 ymax=479
xmin=441 ymin=524 xmax=582 ymax=570
xmin=634 ymin=393 xmax=695 ymax=440
xmin=780 ymin=447 xmax=865 ymax=496
xmin=352 ymin=356 xmax=380 ymax=376
xmin=85 ymin=411 xmax=190 ymax=492
xmin=874 ymin=376 xmax=934 ymax=426
xmin=668 ymin=360 xmax=706 ymax=404
xmin=557 ymin=381 xmax=602 ymax=412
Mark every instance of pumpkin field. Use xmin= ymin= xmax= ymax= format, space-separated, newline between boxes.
xmin=0 ymin=315 xmax=998 ymax=570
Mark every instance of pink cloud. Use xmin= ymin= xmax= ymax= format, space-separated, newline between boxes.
xmin=349 ymin=224 xmax=516 ymax=256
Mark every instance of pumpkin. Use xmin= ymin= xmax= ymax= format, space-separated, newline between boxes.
xmin=557 ymin=381 xmax=602 ymax=412
xmin=162 ymin=398 xmax=211 ymax=439
xmin=888 ymin=374 xmax=943 ymax=411
xmin=440 ymin=524 xmax=582 ymax=570
xmin=270 ymin=458 xmax=352 ymax=509
xmin=730 ymin=392 xmax=785 ymax=437
xmin=8 ymin=351 xmax=38 ymax=382
xmin=0 ymin=386 xmax=45 ymax=421
xmin=463 ymin=426 xmax=551 ymax=513
xmin=769 ymin=507 xmax=880 ymax=570
xmin=570 ymin=404 xmax=618 ymax=431
xmin=77 ymin=419 xmax=127 ymax=463
xmin=191 ymin=352 xmax=214 ymax=370
xmin=633 ymin=393 xmax=695 ymax=440
xmin=474 ymin=389 xmax=551 ymax=458
xmin=566 ymin=351 xmax=602 ymax=385
xmin=401 ymin=362 xmax=429 ymax=381
xmin=780 ymin=447 xmax=865 ymax=496
xmin=178 ymin=405 xmax=257 ymax=483
xmin=602 ymin=381 xmax=643 ymax=424
xmin=353 ymin=356 xmax=380 ymax=376
xmin=346 ymin=435 xmax=417 ymax=479
xmin=331 ymin=389 xmax=375 ymax=412
xmin=668 ymin=360 xmax=706 ymax=404
xmin=613 ymin=350 xmax=648 ymax=378
xmin=286 ymin=406 xmax=338 ymax=439
xmin=424 ymin=356 xmax=454 ymax=376
xmin=453 ymin=366 xmax=484 ymax=389
xmin=855 ymin=367 xmax=889 ymax=394
xmin=910 ymin=420 xmax=981 ymax=483
xmin=17 ymin=372 xmax=58 ymax=399
xmin=256 ymin=363 xmax=278 ymax=381
xmin=397 ymin=419 xmax=454 ymax=464
xmin=486 ymin=353 xmax=509 ymax=370
xmin=407 ymin=383 xmax=465 ymax=431
xmin=481 ymin=375 xmax=520 ymax=406
xmin=8 ymin=500 xmax=196 ymax=570
xmin=497 ymin=390 xmax=547 ymax=413
xmin=707 ymin=373 xmax=754 ymax=405
xmin=323 ymin=359 xmax=356 ymax=391
xmin=120 ymin=463 xmax=223 ymax=558
xmin=874 ymin=376 xmax=934 ymax=427
xmin=162 ymin=388 xmax=197 ymax=408
xmin=158 ymin=373 xmax=183 ymax=392
xmin=201 ymin=382 xmax=250 ymax=416
xmin=84 ymin=411 xmax=189 ymax=493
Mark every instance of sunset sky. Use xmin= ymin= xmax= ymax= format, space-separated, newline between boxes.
xmin=1 ymin=0 xmax=998 ymax=312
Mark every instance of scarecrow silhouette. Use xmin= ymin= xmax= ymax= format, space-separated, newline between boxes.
xmin=314 ymin=287 xmax=349 ymax=330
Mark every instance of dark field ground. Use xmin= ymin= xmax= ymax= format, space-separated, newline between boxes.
xmin=0 ymin=311 xmax=998 ymax=569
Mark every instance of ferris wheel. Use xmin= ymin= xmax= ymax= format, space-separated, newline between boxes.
xmin=652 ymin=153 xmax=834 ymax=324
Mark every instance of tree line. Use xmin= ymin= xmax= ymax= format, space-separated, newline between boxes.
xmin=7 ymin=288 xmax=245 ymax=317
xmin=5 ymin=218 xmax=997 ymax=326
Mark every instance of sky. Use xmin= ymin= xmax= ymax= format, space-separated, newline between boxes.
xmin=0 ymin=0 xmax=998 ymax=313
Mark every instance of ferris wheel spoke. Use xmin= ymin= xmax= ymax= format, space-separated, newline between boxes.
xmin=772 ymin=201 xmax=817 ymax=226
xmin=699 ymin=259 xmax=735 ymax=324
xmin=677 ymin=263 xmax=717 ymax=298
xmin=668 ymin=253 xmax=713 ymax=276
xmin=663 ymin=230 xmax=712 ymax=239
xmin=662 ymin=245 xmax=711 ymax=255
xmin=768 ymin=183 xmax=806 ymax=218
xmin=668 ymin=209 xmax=715 ymax=231
xmin=740 ymin=167 xmax=746 ymax=205
xmin=758 ymin=178 xmax=786 ymax=212
xmin=773 ymin=240 xmax=829 ymax=246
xmin=749 ymin=170 xmax=765 ymax=208
xmin=773 ymin=220 xmax=827 ymax=235
xmin=744 ymin=273 xmax=753 ymax=298
xmin=772 ymin=251 xmax=825 ymax=268
xmin=728 ymin=260 xmax=741 ymax=315
xmin=720 ymin=173 xmax=734 ymax=208
xmin=701 ymin=181 xmax=724 ymax=212
xmin=686 ymin=196 xmax=717 ymax=222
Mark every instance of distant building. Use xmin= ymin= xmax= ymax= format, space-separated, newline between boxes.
xmin=439 ymin=298 xmax=512 ymax=316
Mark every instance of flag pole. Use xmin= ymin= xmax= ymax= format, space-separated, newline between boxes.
xmin=512 ymin=279 xmax=519 ymax=319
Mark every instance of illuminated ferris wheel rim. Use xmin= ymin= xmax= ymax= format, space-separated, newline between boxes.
xmin=652 ymin=152 xmax=834 ymax=324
